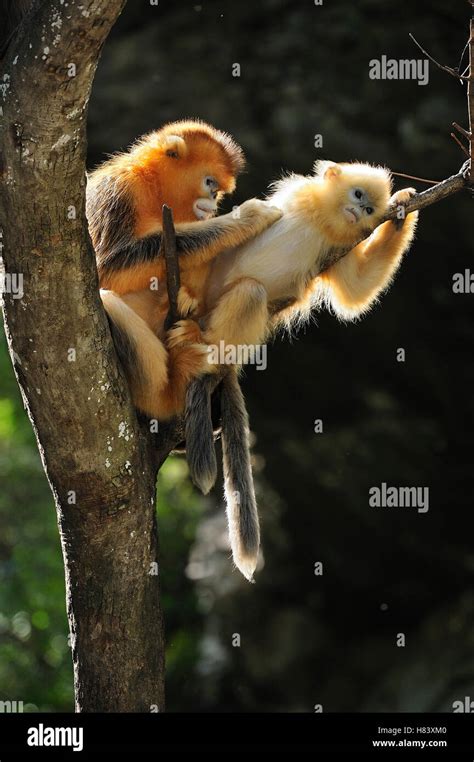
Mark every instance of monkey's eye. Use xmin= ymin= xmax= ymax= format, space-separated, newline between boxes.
xmin=350 ymin=188 xmax=365 ymax=204
xmin=166 ymin=149 xmax=179 ymax=159
xmin=203 ymin=176 xmax=219 ymax=198
xmin=204 ymin=176 xmax=218 ymax=188
xmin=365 ymin=206 xmax=374 ymax=215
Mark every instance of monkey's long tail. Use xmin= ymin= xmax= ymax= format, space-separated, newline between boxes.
xmin=220 ymin=369 xmax=260 ymax=582
xmin=185 ymin=375 xmax=218 ymax=495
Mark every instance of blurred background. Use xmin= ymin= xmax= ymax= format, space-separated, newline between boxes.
xmin=1 ymin=0 xmax=473 ymax=712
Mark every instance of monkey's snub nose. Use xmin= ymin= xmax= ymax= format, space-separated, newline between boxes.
xmin=343 ymin=206 xmax=359 ymax=224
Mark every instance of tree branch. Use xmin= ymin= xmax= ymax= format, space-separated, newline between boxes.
xmin=381 ymin=162 xmax=471 ymax=221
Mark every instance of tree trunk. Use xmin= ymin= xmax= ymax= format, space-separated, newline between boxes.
xmin=0 ymin=0 xmax=167 ymax=712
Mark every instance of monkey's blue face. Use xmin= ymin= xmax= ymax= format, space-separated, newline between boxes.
xmin=343 ymin=187 xmax=376 ymax=225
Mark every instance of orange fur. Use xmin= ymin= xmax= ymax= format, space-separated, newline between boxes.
xmin=100 ymin=262 xmax=166 ymax=294
xmin=87 ymin=121 xmax=281 ymax=420
xmin=134 ymin=321 xmax=208 ymax=420
xmin=91 ymin=119 xmax=243 ymax=230
xmin=89 ymin=120 xmax=245 ymax=419
xmin=120 ymin=289 xmax=168 ymax=338
xmin=102 ymin=289 xmax=208 ymax=420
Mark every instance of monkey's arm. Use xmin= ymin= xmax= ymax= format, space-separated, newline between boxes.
xmin=319 ymin=189 xmax=418 ymax=320
xmin=95 ymin=199 xmax=281 ymax=295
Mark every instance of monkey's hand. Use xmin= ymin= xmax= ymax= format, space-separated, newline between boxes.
xmin=389 ymin=188 xmax=417 ymax=231
xmin=237 ymin=198 xmax=282 ymax=234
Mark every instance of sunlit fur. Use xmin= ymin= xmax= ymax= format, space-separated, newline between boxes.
xmin=89 ymin=119 xmax=244 ymax=233
xmin=202 ymin=160 xmax=418 ymax=352
xmin=89 ymin=119 xmax=244 ymax=420
xmin=87 ymin=120 xmax=281 ymax=420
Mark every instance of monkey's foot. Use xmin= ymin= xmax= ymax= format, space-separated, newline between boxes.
xmin=166 ymin=318 xmax=203 ymax=349
xmin=177 ymin=286 xmax=200 ymax=317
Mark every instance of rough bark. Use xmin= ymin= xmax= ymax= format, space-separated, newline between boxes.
xmin=0 ymin=0 xmax=166 ymax=712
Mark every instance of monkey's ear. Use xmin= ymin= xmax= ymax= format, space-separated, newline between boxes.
xmin=313 ymin=160 xmax=342 ymax=180
xmin=161 ymin=135 xmax=188 ymax=159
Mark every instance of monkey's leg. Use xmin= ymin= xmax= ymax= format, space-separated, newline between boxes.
xmin=120 ymin=289 xmax=168 ymax=337
xmin=321 ymin=189 xmax=418 ymax=319
xmin=101 ymin=290 xmax=207 ymax=420
xmin=204 ymin=277 xmax=269 ymax=353
xmin=220 ymin=368 xmax=260 ymax=582
xmin=121 ymin=287 xmax=199 ymax=339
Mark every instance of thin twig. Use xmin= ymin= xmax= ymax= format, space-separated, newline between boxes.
xmin=391 ymin=170 xmax=440 ymax=185
xmin=162 ymin=205 xmax=181 ymax=330
xmin=409 ymin=32 xmax=466 ymax=80
xmin=452 ymin=121 xmax=471 ymax=140
xmin=450 ymin=131 xmax=470 ymax=157
xmin=458 ymin=36 xmax=471 ymax=75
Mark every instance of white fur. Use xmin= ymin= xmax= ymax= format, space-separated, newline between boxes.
xmin=207 ymin=176 xmax=332 ymax=306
